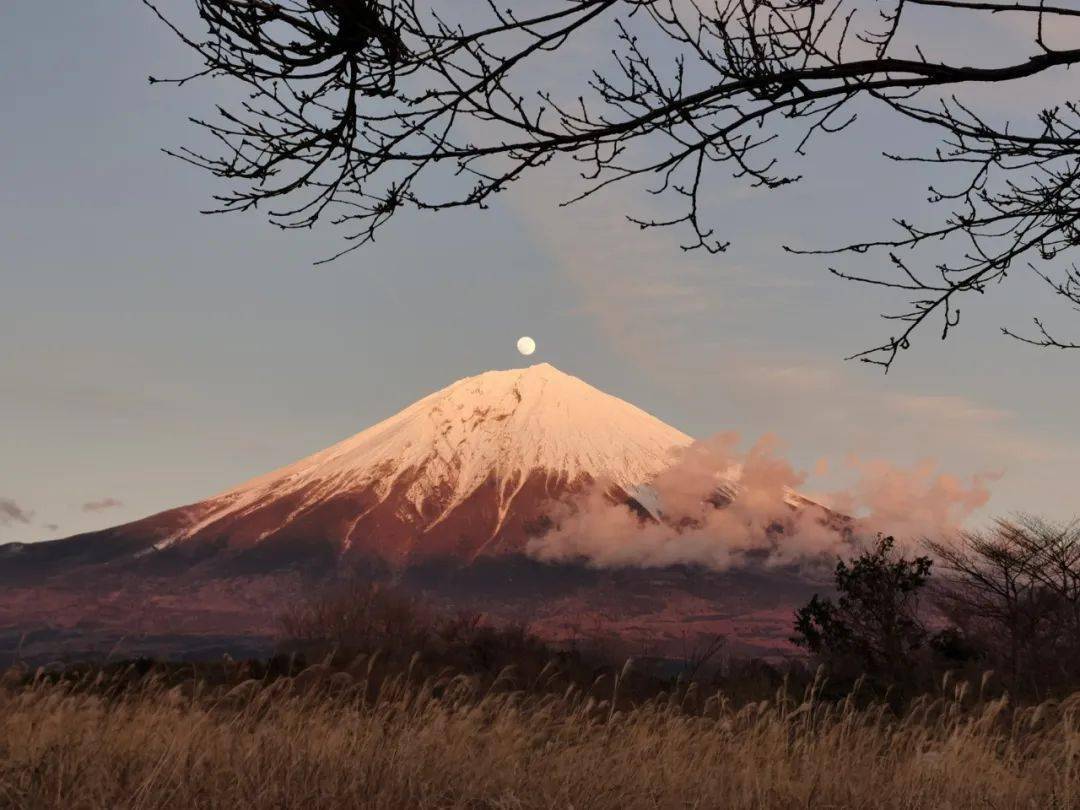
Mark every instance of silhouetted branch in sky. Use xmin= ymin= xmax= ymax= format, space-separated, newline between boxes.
xmin=149 ymin=0 xmax=1080 ymax=369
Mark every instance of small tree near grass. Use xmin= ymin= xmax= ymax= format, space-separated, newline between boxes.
xmin=792 ymin=536 xmax=933 ymax=691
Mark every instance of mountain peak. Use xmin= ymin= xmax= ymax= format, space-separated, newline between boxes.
xmin=519 ymin=361 xmax=563 ymax=378
xmin=453 ymin=362 xmax=580 ymax=388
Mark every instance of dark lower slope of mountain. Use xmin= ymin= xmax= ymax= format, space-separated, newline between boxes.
xmin=0 ymin=553 xmax=822 ymax=667
xmin=0 ymin=475 xmax=651 ymax=589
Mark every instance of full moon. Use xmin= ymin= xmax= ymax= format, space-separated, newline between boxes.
xmin=516 ymin=336 xmax=537 ymax=356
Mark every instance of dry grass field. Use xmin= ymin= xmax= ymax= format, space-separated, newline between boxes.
xmin=1 ymin=659 xmax=1078 ymax=809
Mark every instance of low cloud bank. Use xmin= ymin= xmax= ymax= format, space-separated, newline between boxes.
xmin=527 ymin=433 xmax=997 ymax=572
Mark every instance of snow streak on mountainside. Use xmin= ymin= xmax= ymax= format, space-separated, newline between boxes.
xmin=149 ymin=364 xmax=694 ymax=562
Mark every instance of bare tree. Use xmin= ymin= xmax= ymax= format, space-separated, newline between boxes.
xmin=148 ymin=0 xmax=1080 ymax=368
xmin=928 ymin=516 xmax=1080 ymax=694
xmin=279 ymin=579 xmax=429 ymax=654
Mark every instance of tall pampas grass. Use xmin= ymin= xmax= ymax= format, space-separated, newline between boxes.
xmin=1 ymin=661 xmax=1077 ymax=809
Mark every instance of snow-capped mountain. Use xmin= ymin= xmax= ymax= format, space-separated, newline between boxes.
xmin=3 ymin=364 xmax=693 ymax=574
xmin=158 ymin=362 xmax=692 ymax=563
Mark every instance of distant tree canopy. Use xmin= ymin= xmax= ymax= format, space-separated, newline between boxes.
xmin=148 ymin=0 xmax=1080 ymax=369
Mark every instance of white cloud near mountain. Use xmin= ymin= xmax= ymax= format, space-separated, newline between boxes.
xmin=528 ymin=432 xmax=997 ymax=572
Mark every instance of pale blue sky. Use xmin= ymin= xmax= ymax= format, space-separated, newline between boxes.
xmin=2 ymin=1 xmax=1078 ymax=541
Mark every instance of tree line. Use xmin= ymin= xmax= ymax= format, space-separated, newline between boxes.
xmin=793 ymin=515 xmax=1080 ymax=699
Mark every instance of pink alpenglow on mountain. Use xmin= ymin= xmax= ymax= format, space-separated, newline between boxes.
xmin=47 ymin=364 xmax=693 ymax=567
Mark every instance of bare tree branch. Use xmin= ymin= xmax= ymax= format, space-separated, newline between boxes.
xmin=148 ymin=0 xmax=1080 ymax=369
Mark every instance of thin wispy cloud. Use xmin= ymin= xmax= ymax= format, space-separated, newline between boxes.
xmin=889 ymin=395 xmax=1010 ymax=425
xmin=81 ymin=497 xmax=123 ymax=513
xmin=0 ymin=498 xmax=33 ymax=526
